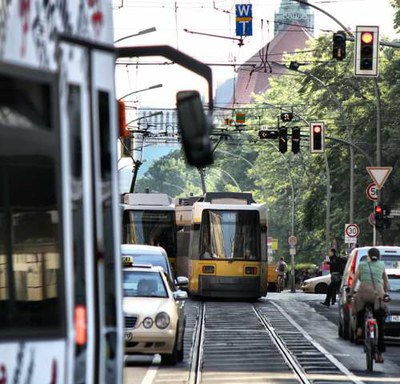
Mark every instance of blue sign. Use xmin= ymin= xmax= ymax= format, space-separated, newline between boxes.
xmin=235 ymin=4 xmax=253 ymax=36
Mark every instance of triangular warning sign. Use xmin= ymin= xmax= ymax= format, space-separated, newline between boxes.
xmin=366 ymin=167 xmax=392 ymax=189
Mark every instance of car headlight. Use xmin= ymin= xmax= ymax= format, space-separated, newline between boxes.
xmin=155 ymin=312 xmax=170 ymax=329
xmin=143 ymin=317 xmax=153 ymax=328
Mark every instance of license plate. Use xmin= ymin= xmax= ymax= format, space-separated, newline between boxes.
xmin=387 ymin=315 xmax=400 ymax=322
xmin=125 ymin=332 xmax=133 ymax=341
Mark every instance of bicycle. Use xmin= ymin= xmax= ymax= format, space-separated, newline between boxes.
xmin=276 ymin=274 xmax=285 ymax=293
xmin=363 ymin=303 xmax=379 ymax=372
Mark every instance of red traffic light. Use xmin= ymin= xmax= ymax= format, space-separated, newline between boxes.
xmin=361 ymin=31 xmax=374 ymax=44
xmin=375 ymin=205 xmax=383 ymax=214
xmin=313 ymin=125 xmax=322 ymax=134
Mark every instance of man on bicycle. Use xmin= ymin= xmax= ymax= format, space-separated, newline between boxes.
xmin=349 ymin=247 xmax=389 ymax=363
xmin=276 ymin=257 xmax=288 ymax=290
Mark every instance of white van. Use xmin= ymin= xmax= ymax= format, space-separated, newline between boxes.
xmin=338 ymin=246 xmax=400 ymax=341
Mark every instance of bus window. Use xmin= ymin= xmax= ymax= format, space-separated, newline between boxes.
xmin=0 ymin=71 xmax=64 ymax=336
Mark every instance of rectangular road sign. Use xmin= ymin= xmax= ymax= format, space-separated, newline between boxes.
xmin=345 ymin=236 xmax=357 ymax=244
xmin=236 ymin=4 xmax=253 ymax=36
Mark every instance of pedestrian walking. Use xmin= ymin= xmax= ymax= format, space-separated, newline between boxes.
xmin=321 ymin=249 xmax=344 ymax=306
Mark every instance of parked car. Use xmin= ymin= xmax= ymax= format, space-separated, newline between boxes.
xmin=121 ymin=244 xmax=188 ymax=289
xmin=385 ymin=271 xmax=400 ymax=337
xmin=301 ymin=274 xmax=331 ymax=294
xmin=338 ymin=245 xmax=400 ymax=341
xmin=123 ymin=264 xmax=187 ymax=365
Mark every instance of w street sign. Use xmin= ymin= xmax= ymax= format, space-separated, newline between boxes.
xmin=236 ymin=4 xmax=253 ymax=36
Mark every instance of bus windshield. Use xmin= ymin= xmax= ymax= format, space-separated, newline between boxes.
xmin=199 ymin=209 xmax=260 ymax=260
xmin=123 ymin=210 xmax=177 ymax=258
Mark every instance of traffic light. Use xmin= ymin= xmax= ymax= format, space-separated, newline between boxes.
xmin=333 ymin=31 xmax=346 ymax=60
xmin=291 ymin=127 xmax=300 ymax=154
xmin=259 ymin=130 xmax=278 ymax=139
xmin=383 ymin=204 xmax=391 ymax=229
xmin=280 ymin=112 xmax=293 ymax=122
xmin=310 ymin=122 xmax=324 ymax=153
xmin=278 ymin=127 xmax=287 ymax=153
xmin=374 ymin=204 xmax=384 ymax=229
xmin=354 ymin=26 xmax=379 ymax=77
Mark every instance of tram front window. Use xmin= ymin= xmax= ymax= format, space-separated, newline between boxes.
xmin=123 ymin=210 xmax=177 ymax=257
xmin=199 ymin=210 xmax=260 ymax=260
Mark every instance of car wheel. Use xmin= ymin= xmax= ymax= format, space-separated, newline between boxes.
xmin=161 ymin=328 xmax=180 ymax=366
xmin=342 ymin=315 xmax=350 ymax=340
xmin=314 ymin=283 xmax=328 ymax=294
xmin=177 ymin=336 xmax=184 ymax=363
xmin=349 ymin=312 xmax=356 ymax=343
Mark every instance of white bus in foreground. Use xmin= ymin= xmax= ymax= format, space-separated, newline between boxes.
xmin=0 ymin=2 xmax=123 ymax=383
xmin=0 ymin=2 xmax=214 ymax=383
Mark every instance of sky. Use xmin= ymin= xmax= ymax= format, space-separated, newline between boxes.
xmin=112 ymin=0 xmax=398 ymax=109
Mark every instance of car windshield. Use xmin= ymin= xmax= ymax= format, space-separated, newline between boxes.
xmin=388 ymin=275 xmax=400 ymax=292
xmin=122 ymin=253 xmax=169 ymax=274
xmin=123 ymin=271 xmax=168 ymax=298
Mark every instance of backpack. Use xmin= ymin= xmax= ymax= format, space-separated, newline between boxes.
xmin=278 ymin=262 xmax=285 ymax=272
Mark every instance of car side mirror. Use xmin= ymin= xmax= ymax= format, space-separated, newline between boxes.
xmin=173 ymin=290 xmax=188 ymax=301
xmin=176 ymin=90 xmax=213 ymax=168
xmin=176 ymin=276 xmax=189 ymax=290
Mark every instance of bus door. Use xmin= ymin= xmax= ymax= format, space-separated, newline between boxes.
xmin=59 ymin=38 xmax=122 ymax=384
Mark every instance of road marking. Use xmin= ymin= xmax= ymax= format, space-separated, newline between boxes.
xmin=141 ymin=355 xmax=160 ymax=384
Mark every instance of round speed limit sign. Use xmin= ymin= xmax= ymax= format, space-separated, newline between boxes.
xmin=366 ymin=183 xmax=378 ymax=201
xmin=345 ymin=224 xmax=360 ymax=238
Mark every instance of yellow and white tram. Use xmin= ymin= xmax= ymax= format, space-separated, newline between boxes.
xmin=176 ymin=192 xmax=268 ymax=299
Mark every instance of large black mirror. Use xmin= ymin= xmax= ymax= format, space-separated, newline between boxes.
xmin=176 ymin=90 xmax=213 ymax=168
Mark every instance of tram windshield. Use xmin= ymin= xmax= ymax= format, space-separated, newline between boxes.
xmin=123 ymin=210 xmax=177 ymax=258
xmin=199 ymin=209 xmax=260 ymax=260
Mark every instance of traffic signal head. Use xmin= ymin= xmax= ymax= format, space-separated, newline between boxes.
xmin=278 ymin=127 xmax=287 ymax=153
xmin=291 ymin=127 xmax=300 ymax=154
xmin=280 ymin=112 xmax=293 ymax=122
xmin=310 ymin=122 xmax=324 ymax=153
xmin=374 ymin=204 xmax=384 ymax=229
xmin=355 ymin=26 xmax=379 ymax=77
xmin=259 ymin=130 xmax=278 ymax=139
xmin=332 ymin=31 xmax=346 ymax=60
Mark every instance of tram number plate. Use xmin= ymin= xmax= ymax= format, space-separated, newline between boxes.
xmin=125 ymin=332 xmax=133 ymax=341
xmin=387 ymin=315 xmax=400 ymax=322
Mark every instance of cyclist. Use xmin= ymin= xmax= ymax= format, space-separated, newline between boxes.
xmin=349 ymin=247 xmax=389 ymax=363
xmin=276 ymin=257 xmax=288 ymax=291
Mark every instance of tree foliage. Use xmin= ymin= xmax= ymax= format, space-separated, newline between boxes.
xmin=132 ymin=17 xmax=400 ymax=264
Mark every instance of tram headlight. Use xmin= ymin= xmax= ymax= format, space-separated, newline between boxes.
xmin=143 ymin=317 xmax=153 ymax=329
xmin=155 ymin=312 xmax=170 ymax=329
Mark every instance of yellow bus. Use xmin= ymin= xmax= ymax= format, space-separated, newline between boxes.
xmin=176 ymin=192 xmax=267 ymax=299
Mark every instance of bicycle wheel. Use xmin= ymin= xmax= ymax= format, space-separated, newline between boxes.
xmin=277 ymin=276 xmax=283 ymax=293
xmin=365 ymin=338 xmax=374 ymax=371
xmin=364 ymin=311 xmax=375 ymax=371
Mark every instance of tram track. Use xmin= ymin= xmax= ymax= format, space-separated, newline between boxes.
xmin=188 ymin=300 xmax=363 ymax=384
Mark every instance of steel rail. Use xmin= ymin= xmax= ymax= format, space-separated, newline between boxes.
xmin=262 ymin=302 xmax=365 ymax=384
xmin=253 ymin=305 xmax=311 ymax=384
xmin=188 ymin=302 xmax=205 ymax=384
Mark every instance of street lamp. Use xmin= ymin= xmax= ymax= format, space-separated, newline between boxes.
xmin=118 ymin=84 xmax=163 ymax=101
xmin=114 ymin=27 xmax=157 ymax=44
